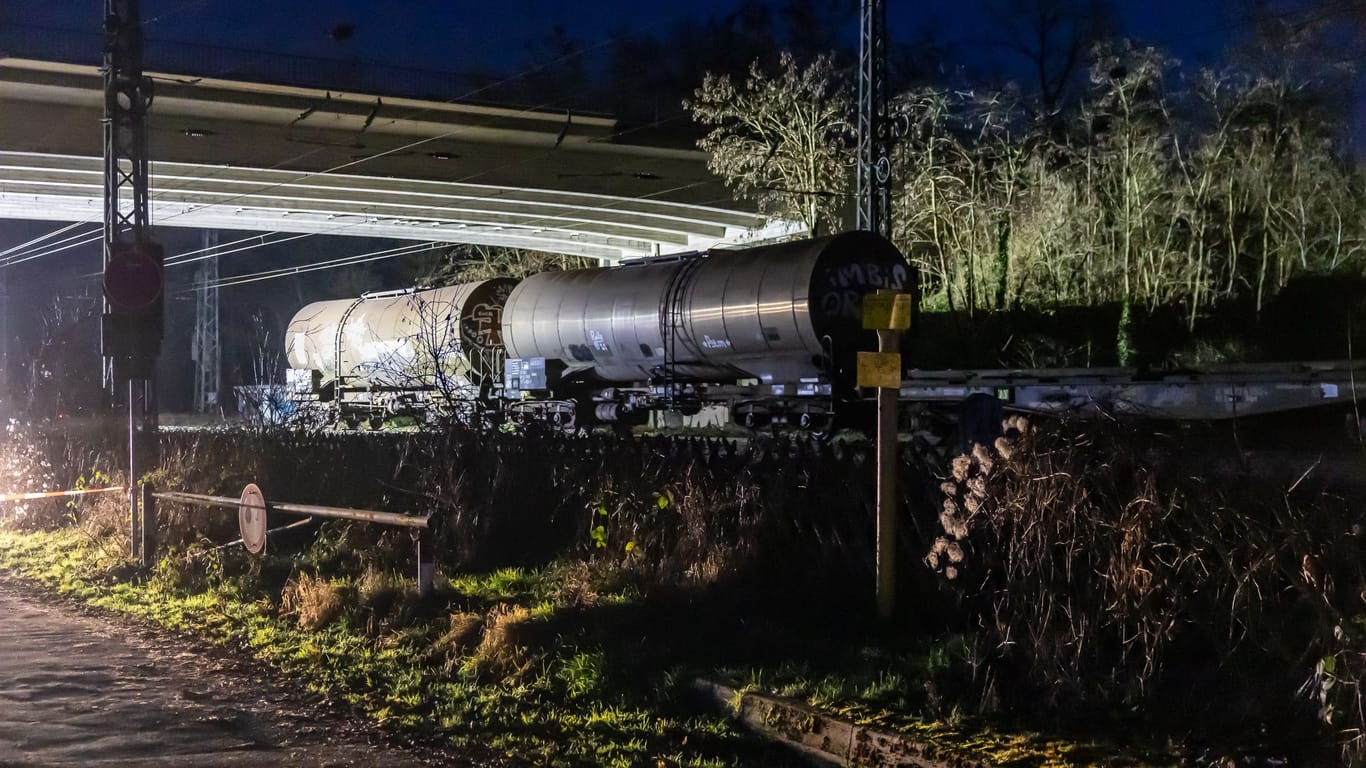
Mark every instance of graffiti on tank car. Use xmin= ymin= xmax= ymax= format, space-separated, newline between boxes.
xmin=820 ymin=261 xmax=911 ymax=320
xmin=827 ymin=262 xmax=909 ymax=292
xmin=702 ymin=335 xmax=732 ymax=350
xmin=462 ymin=302 xmax=504 ymax=348
xmin=590 ymin=330 xmax=609 ymax=352
xmin=820 ymin=292 xmax=861 ymax=320
xmin=461 ymin=282 xmax=515 ymax=349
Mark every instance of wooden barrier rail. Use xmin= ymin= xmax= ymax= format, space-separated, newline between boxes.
xmin=149 ymin=484 xmax=435 ymax=595
xmin=0 ymin=486 xmax=126 ymax=503
xmin=152 ymin=490 xmax=429 ymax=529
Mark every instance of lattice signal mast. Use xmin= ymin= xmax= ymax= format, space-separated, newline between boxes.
xmin=102 ymin=0 xmax=162 ymax=565
xmin=103 ymin=0 xmax=151 ymax=257
xmin=102 ymin=0 xmax=162 ymax=381
xmin=856 ymin=0 xmax=891 ymax=237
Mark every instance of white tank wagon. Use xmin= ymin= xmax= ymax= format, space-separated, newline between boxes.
xmin=286 ymin=280 xmax=516 ymax=427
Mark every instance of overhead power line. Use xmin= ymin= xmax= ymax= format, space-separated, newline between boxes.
xmin=188 ymin=240 xmax=443 ymax=292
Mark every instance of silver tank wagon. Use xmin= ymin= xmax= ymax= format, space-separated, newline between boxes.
xmin=500 ymin=231 xmax=911 ymax=386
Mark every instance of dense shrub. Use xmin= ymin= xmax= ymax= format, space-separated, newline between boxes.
xmin=930 ymin=416 xmax=1366 ymax=762
xmin=29 ymin=425 xmax=918 ymax=605
xmin=410 ymin=427 xmax=895 ymax=599
xmin=17 ymin=416 xmax=1366 ymax=760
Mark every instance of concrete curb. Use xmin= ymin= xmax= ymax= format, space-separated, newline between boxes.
xmin=691 ymin=679 xmax=990 ymax=768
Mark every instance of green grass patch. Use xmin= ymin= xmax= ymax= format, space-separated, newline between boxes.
xmin=0 ymin=528 xmax=748 ymax=767
xmin=0 ymin=526 xmax=1171 ymax=767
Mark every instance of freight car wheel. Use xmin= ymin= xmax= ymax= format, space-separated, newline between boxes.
xmin=797 ymin=410 xmax=835 ymax=442
xmin=368 ymin=415 xmax=385 ymax=430
xmin=731 ymin=401 xmax=772 ymax=431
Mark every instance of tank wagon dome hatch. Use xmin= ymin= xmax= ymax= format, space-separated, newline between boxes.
xmin=500 ymin=231 xmax=912 ymax=387
xmin=286 ymin=279 xmax=517 ymax=387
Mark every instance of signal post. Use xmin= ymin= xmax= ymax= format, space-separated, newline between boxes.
xmin=101 ymin=0 xmax=161 ymax=566
xmin=858 ymin=289 xmax=911 ymax=620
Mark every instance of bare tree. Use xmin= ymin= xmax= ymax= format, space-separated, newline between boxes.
xmin=983 ymin=0 xmax=1116 ymax=117
xmin=419 ymin=244 xmax=592 ymax=287
xmin=362 ymin=291 xmax=488 ymax=426
xmin=888 ymin=37 xmax=1366 ymax=364
xmin=689 ymin=51 xmax=852 ymax=236
xmin=894 ymin=87 xmax=1032 ymax=316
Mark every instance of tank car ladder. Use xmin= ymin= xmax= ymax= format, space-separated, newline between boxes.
xmin=658 ymin=256 xmax=706 ymax=411
xmin=330 ymin=288 xmax=411 ymax=425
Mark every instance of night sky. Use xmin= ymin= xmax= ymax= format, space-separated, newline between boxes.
xmin=5 ymin=1 xmax=1238 ymax=77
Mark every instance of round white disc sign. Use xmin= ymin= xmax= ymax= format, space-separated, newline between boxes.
xmin=239 ymin=483 xmax=267 ymax=555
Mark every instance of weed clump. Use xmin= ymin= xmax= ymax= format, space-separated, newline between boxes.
xmin=470 ymin=604 xmax=549 ymax=683
xmin=356 ymin=566 xmax=405 ymax=618
xmin=281 ymin=572 xmax=346 ymax=631
xmin=75 ymin=485 xmax=128 ymax=540
xmin=430 ymin=611 xmax=485 ymax=672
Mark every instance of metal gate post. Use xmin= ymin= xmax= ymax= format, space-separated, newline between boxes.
xmin=129 ymin=379 xmax=139 ymax=560
xmin=415 ymin=529 xmax=435 ymax=597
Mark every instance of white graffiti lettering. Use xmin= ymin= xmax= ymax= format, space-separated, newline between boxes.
xmin=463 ymin=302 xmax=503 ymax=347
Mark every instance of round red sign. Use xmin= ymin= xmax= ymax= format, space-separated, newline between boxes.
xmin=104 ymin=243 xmax=163 ymax=312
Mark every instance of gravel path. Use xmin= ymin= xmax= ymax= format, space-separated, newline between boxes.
xmin=0 ymin=580 xmax=489 ymax=767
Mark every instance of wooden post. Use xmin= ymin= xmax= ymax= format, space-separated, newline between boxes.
xmin=859 ymin=289 xmax=910 ymax=620
xmin=129 ymin=379 xmax=140 ymax=562
xmin=875 ymin=327 xmax=899 ymax=620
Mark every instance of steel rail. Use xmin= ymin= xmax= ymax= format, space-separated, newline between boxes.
xmin=153 ymin=490 xmax=429 ymax=529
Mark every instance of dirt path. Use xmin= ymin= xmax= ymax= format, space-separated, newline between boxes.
xmin=0 ymin=580 xmax=490 ymax=767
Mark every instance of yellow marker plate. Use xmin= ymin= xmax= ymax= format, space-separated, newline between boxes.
xmin=857 ymin=351 xmax=902 ymax=389
xmin=862 ymin=293 xmax=912 ymax=330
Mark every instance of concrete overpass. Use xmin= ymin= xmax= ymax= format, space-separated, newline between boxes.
xmin=0 ymin=58 xmax=793 ymax=262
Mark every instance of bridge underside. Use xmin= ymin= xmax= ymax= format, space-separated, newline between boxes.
xmin=0 ymin=151 xmax=787 ymax=262
xmin=0 ymin=59 xmax=791 ymax=262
